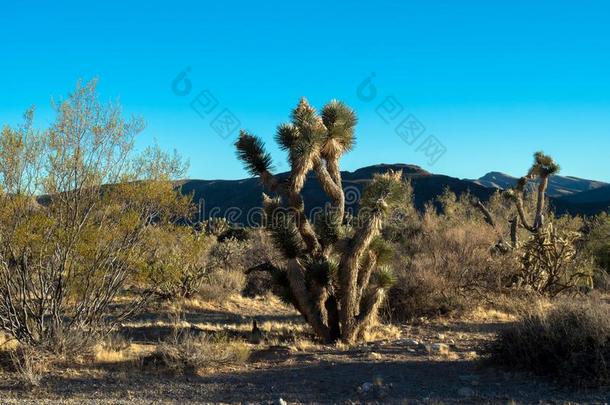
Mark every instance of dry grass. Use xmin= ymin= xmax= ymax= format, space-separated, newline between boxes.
xmin=362 ymin=323 xmax=402 ymax=342
xmin=467 ymin=306 xmax=517 ymax=323
xmin=198 ymin=269 xmax=246 ymax=302
xmin=4 ymin=345 xmax=52 ymax=389
xmin=148 ymin=331 xmax=250 ymax=375
xmin=93 ymin=335 xmax=153 ymax=365
xmin=0 ymin=332 xmax=19 ymax=351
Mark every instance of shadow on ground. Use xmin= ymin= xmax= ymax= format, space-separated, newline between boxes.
xmin=16 ymin=356 xmax=610 ymax=404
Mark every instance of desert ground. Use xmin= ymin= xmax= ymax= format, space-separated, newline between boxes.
xmin=1 ymin=295 xmax=608 ymax=405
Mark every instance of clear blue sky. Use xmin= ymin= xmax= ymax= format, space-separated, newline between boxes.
xmin=1 ymin=0 xmax=609 ymax=181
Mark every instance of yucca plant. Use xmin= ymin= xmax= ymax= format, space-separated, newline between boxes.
xmin=234 ymin=98 xmax=407 ymax=343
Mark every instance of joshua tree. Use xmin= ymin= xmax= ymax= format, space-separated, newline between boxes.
xmin=504 ymin=151 xmax=560 ymax=237
xmin=235 ymin=98 xmax=406 ymax=343
xmin=474 ymin=151 xmax=560 ymax=249
xmin=475 ymin=152 xmax=587 ymax=294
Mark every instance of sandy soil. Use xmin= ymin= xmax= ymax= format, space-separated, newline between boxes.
xmin=1 ymin=297 xmax=609 ymax=404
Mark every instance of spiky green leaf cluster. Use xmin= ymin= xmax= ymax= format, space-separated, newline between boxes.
xmin=320 ymin=100 xmax=357 ymax=157
xmin=285 ymin=99 xmax=326 ymax=163
xmin=262 ymin=194 xmax=303 ymax=258
xmin=235 ymin=130 xmax=273 ymax=177
xmin=275 ymin=123 xmax=299 ymax=151
xmin=369 ymin=237 xmax=393 ymax=266
xmin=306 ymin=258 xmax=339 ymax=286
xmin=371 ymin=265 xmax=396 ymax=289
xmin=314 ymin=209 xmax=342 ymax=247
xmin=531 ymin=151 xmax=560 ymax=177
xmin=270 ymin=266 xmax=294 ymax=305
xmin=359 ymin=170 xmax=407 ymax=214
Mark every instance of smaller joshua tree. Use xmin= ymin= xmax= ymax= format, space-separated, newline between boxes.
xmin=476 ymin=152 xmax=588 ymax=294
xmin=235 ymin=98 xmax=406 ymax=343
xmin=504 ymin=151 xmax=560 ymax=237
xmin=474 ymin=152 xmax=560 ymax=250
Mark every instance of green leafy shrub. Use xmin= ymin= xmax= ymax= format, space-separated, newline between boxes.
xmin=0 ymin=80 xmax=191 ymax=348
xmin=139 ymin=225 xmax=212 ymax=299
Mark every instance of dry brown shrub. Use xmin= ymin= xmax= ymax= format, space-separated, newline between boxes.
xmin=198 ymin=269 xmax=246 ymax=302
xmin=489 ymin=299 xmax=610 ymax=387
xmin=146 ymin=331 xmax=250 ymax=375
xmin=387 ymin=207 xmax=519 ymax=320
xmin=5 ymin=346 xmax=52 ymax=389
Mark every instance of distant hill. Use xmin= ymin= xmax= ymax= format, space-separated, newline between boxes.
xmin=177 ymin=164 xmax=496 ymax=225
xmin=174 ymin=164 xmax=609 ymax=224
xmin=173 ymin=162 xmax=610 ymax=225
xmin=560 ymin=184 xmax=610 ymax=204
xmin=549 ymin=185 xmax=610 ymax=216
xmin=471 ymin=172 xmax=608 ymax=198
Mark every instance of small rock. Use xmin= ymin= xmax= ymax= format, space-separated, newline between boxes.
xmin=448 ymin=339 xmax=456 ymax=345
xmin=458 ymin=387 xmax=475 ymax=398
xmin=275 ymin=399 xmax=287 ymax=405
xmin=430 ymin=343 xmax=449 ymax=355
xmin=404 ymin=338 xmax=420 ymax=346
xmin=406 ymin=348 xmax=416 ymax=353
xmin=436 ymin=333 xmax=445 ymax=340
xmin=369 ymin=352 xmax=382 ymax=360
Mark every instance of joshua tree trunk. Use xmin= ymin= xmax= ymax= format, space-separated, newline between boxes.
xmin=533 ymin=175 xmax=549 ymax=230
xmin=235 ymin=99 xmax=404 ymax=343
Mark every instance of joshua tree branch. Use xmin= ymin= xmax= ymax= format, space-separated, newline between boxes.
xmin=356 ymin=250 xmax=377 ymax=305
xmin=312 ymin=156 xmax=345 ymax=221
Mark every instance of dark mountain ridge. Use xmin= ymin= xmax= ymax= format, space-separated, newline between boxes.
xmin=471 ymin=171 xmax=608 ymax=198
xmin=176 ymin=164 xmax=609 ymax=225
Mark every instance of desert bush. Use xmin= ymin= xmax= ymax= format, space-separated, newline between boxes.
xmin=586 ymin=212 xmax=610 ymax=274
xmin=151 ymin=331 xmax=250 ymax=375
xmin=208 ymin=236 xmax=250 ymax=272
xmin=139 ymin=225 xmax=213 ymax=299
xmin=201 ymin=217 xmax=232 ymax=236
xmin=0 ymin=80 xmax=191 ymax=347
xmin=386 ymin=192 xmax=520 ymax=320
xmin=198 ymin=269 xmax=247 ymax=302
xmin=489 ymin=300 xmax=610 ymax=387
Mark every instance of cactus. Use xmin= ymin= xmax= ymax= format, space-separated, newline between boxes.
xmin=519 ymin=223 xmax=589 ymax=296
xmin=234 ymin=98 xmax=406 ymax=343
